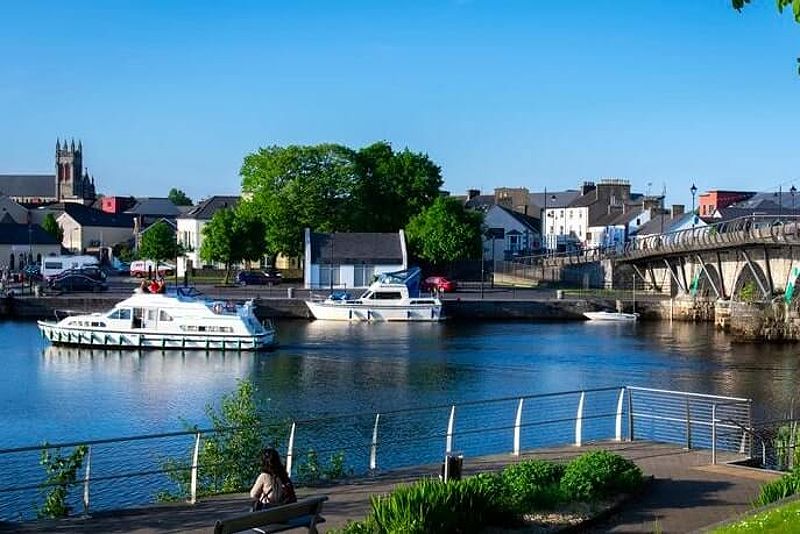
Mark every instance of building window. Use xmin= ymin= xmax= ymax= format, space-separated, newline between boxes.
xmin=354 ymin=264 xmax=375 ymax=287
xmin=319 ymin=264 xmax=341 ymax=288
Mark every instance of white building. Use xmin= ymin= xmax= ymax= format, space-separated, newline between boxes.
xmin=56 ymin=203 xmax=135 ymax=254
xmin=482 ymin=205 xmax=540 ymax=261
xmin=176 ymin=196 xmax=239 ymax=276
xmin=303 ymin=228 xmax=408 ymax=289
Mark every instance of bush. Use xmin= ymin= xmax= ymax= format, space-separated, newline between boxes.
xmin=754 ymin=471 xmax=800 ymax=506
xmin=501 ymin=460 xmax=565 ymax=511
xmin=560 ymin=450 xmax=643 ymax=501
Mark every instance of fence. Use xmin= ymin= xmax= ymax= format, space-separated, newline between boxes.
xmin=0 ymin=385 xmax=752 ymax=520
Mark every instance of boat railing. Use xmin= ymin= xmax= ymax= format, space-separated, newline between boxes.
xmin=0 ymin=385 xmax=753 ymax=520
xmin=52 ymin=309 xmax=91 ymax=321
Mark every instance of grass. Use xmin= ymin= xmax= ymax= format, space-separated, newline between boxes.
xmin=711 ymin=498 xmax=800 ymax=533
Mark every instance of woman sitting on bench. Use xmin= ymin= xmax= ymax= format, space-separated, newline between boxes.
xmin=250 ymin=448 xmax=296 ymax=510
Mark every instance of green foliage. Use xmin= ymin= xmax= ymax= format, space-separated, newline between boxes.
xmin=501 ymin=460 xmax=566 ymax=511
xmin=168 ymin=188 xmax=193 ymax=206
xmin=295 ymin=449 xmax=351 ymax=484
xmin=139 ymin=221 xmax=180 ymax=265
xmin=754 ymin=470 xmax=800 ymax=507
xmin=773 ymin=422 xmax=800 ymax=471
xmin=114 ymin=242 xmax=136 ymax=263
xmin=560 ymin=450 xmax=643 ymax=501
xmin=199 ymin=207 xmax=267 ymax=284
xmin=160 ymin=380 xmax=287 ymax=500
xmin=405 ymin=196 xmax=483 ymax=266
xmin=239 ymin=142 xmax=444 ymax=258
xmin=739 ymin=280 xmax=760 ymax=303
xmin=712 ymin=497 xmax=800 ymax=533
xmin=37 ymin=443 xmax=88 ymax=519
xmin=41 ymin=213 xmax=63 ymax=243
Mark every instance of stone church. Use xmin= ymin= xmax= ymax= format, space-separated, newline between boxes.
xmin=0 ymin=139 xmax=97 ymax=205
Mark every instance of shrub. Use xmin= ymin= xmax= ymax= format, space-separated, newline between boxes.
xmin=37 ymin=444 xmax=88 ymax=519
xmin=754 ymin=471 xmax=800 ymax=507
xmin=560 ymin=450 xmax=643 ymax=501
xmin=501 ymin=459 xmax=565 ymax=511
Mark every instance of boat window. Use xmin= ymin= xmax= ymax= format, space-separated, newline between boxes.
xmin=146 ymin=309 xmax=157 ymax=321
xmin=108 ymin=309 xmax=132 ymax=320
xmin=198 ymin=326 xmax=206 ymax=332
xmin=372 ymin=291 xmax=402 ymax=300
xmin=159 ymin=310 xmax=173 ymax=321
xmin=44 ymin=262 xmax=62 ymax=269
xmin=90 ymin=321 xmax=106 ymax=327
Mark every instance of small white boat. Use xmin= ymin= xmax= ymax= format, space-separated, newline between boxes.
xmin=37 ymin=290 xmax=276 ymax=351
xmin=583 ymin=311 xmax=639 ymax=322
xmin=305 ymin=267 xmax=443 ymax=322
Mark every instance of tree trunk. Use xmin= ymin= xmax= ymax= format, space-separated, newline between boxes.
xmin=224 ymin=262 xmax=231 ymax=285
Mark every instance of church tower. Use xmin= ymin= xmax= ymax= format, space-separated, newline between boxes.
xmin=55 ymin=139 xmax=95 ymax=203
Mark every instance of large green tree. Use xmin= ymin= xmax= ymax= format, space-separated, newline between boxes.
xmin=139 ymin=220 xmax=180 ymax=267
xmin=405 ymin=197 xmax=483 ymax=265
xmin=350 ymin=141 xmax=443 ymax=232
xmin=41 ymin=213 xmax=63 ymax=243
xmin=168 ymin=188 xmax=193 ymax=206
xmin=199 ymin=207 xmax=267 ymax=283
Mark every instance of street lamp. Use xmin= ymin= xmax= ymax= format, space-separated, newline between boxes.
xmin=791 ymin=185 xmax=797 ymax=215
xmin=690 ymin=183 xmax=698 ymax=228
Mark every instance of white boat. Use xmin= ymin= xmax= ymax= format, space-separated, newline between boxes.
xmin=37 ymin=290 xmax=276 ymax=351
xmin=305 ymin=267 xmax=443 ymax=322
xmin=583 ymin=311 xmax=639 ymax=322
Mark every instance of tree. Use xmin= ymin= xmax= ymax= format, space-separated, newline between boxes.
xmin=41 ymin=213 xmax=63 ymax=243
xmin=405 ymin=197 xmax=483 ymax=266
xmin=350 ymin=141 xmax=443 ymax=232
xmin=168 ymin=188 xmax=193 ymax=206
xmin=199 ymin=207 xmax=267 ymax=283
xmin=240 ymin=144 xmax=358 ymax=258
xmin=139 ymin=221 xmax=180 ymax=268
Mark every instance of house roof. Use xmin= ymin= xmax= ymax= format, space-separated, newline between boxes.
xmin=0 ymin=222 xmax=61 ymax=245
xmin=529 ymin=190 xmax=581 ymax=210
xmin=590 ymin=207 xmax=645 ymax=228
xmin=310 ymin=231 xmax=404 ymax=264
xmin=462 ymin=194 xmax=495 ymax=211
xmin=495 ymin=205 xmax=540 ymax=232
xmin=62 ymin=203 xmax=135 ymax=228
xmin=178 ymin=195 xmax=239 ymax=220
xmin=125 ymin=197 xmax=182 ymax=217
xmin=713 ymin=206 xmax=783 ymax=222
xmin=637 ymin=214 xmax=679 ymax=236
xmin=0 ymin=175 xmax=56 ymax=198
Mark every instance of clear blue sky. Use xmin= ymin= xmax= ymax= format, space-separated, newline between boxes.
xmin=1 ymin=1 xmax=798 ymax=208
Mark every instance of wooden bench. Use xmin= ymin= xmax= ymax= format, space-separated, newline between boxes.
xmin=213 ymin=496 xmax=328 ymax=534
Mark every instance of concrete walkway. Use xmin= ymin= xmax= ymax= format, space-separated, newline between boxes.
xmin=0 ymin=441 xmax=779 ymax=534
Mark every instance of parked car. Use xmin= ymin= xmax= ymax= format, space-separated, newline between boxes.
xmin=422 ymin=276 xmax=456 ymax=293
xmin=48 ymin=271 xmax=109 ymax=292
xmin=235 ymin=269 xmax=282 ymax=286
xmin=130 ymin=260 xmax=175 ymax=278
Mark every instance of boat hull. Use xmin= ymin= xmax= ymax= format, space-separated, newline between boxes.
xmin=37 ymin=321 xmax=275 ymax=351
xmin=583 ymin=312 xmax=639 ymax=322
xmin=305 ymin=301 xmax=443 ymax=322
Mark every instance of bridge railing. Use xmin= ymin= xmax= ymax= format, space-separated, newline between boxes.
xmin=0 ymin=386 xmax=751 ymax=520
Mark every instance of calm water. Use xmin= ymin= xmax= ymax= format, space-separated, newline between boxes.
xmin=2 ymin=318 xmax=799 ymax=449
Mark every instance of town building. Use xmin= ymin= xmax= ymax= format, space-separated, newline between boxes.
xmin=0 ymin=139 xmax=97 ymax=205
xmin=0 ymin=220 xmax=62 ymax=271
xmin=0 ymin=196 xmax=30 ymax=224
xmin=56 ymin=203 xmax=135 ymax=255
xmin=303 ymin=228 xmax=408 ymax=289
xmin=482 ymin=205 xmax=540 ymax=262
xmin=698 ymin=190 xmax=755 ymax=218
xmin=176 ymin=195 xmax=239 ymax=276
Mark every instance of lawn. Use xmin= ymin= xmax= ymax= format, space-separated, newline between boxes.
xmin=712 ymin=498 xmax=800 ymax=533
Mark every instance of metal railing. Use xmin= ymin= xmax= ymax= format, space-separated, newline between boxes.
xmin=0 ymin=385 xmax=752 ymax=520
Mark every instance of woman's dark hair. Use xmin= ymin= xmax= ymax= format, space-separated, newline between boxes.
xmin=260 ymin=447 xmax=290 ymax=483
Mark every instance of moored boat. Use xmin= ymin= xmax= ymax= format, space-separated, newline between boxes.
xmin=37 ymin=290 xmax=275 ymax=350
xmin=583 ymin=311 xmax=639 ymax=322
xmin=305 ymin=267 xmax=443 ymax=321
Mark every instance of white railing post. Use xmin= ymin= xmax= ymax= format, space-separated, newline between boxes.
xmin=370 ymin=413 xmax=381 ymax=471
xmin=446 ymin=405 xmax=456 ymax=455
xmin=575 ymin=391 xmax=585 ymax=447
xmin=685 ymin=397 xmax=692 ymax=450
xmin=190 ymin=431 xmax=200 ymax=504
xmin=627 ymin=388 xmax=634 ymax=441
xmin=615 ymin=387 xmax=625 ymax=441
xmin=286 ymin=422 xmax=296 ymax=478
xmin=82 ymin=446 xmax=92 ymax=516
xmin=513 ymin=398 xmax=524 ymax=456
xmin=711 ymin=403 xmax=717 ymax=465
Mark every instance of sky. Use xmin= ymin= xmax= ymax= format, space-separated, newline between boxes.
xmin=1 ymin=0 xmax=799 ymax=209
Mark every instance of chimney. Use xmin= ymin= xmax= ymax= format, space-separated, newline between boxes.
xmin=581 ymin=181 xmax=595 ymax=195
xmin=467 ymin=189 xmax=480 ymax=201
xmin=671 ymin=204 xmax=685 ymax=217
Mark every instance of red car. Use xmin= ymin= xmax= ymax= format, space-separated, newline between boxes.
xmin=422 ymin=276 xmax=456 ymax=293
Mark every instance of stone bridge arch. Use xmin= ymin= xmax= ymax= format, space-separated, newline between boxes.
xmin=692 ymin=262 xmax=724 ymax=299
xmin=731 ymin=261 xmax=771 ymax=301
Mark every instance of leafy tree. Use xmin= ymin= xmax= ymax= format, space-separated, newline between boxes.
xmin=350 ymin=141 xmax=443 ymax=232
xmin=41 ymin=213 xmax=64 ymax=243
xmin=199 ymin=207 xmax=267 ymax=283
xmin=139 ymin=220 xmax=180 ymax=267
xmin=405 ymin=197 xmax=483 ymax=266
xmin=241 ymin=144 xmax=358 ymax=258
xmin=168 ymin=188 xmax=193 ymax=206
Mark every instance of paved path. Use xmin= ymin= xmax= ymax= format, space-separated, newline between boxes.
xmin=0 ymin=441 xmax=778 ymax=534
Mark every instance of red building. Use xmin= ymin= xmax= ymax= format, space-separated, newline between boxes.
xmin=698 ymin=190 xmax=755 ymax=218
xmin=100 ymin=196 xmax=136 ymax=214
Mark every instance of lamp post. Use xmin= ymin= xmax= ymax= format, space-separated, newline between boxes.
xmin=791 ymin=185 xmax=797 ymax=215
xmin=690 ymin=183 xmax=698 ymax=228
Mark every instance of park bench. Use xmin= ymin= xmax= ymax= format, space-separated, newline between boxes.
xmin=213 ymin=495 xmax=328 ymax=534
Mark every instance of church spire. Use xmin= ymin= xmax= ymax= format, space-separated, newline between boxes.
xmin=78 ymin=140 xmax=82 ymax=152
xmin=56 ymin=138 xmax=60 ymax=152
xmin=70 ymin=139 xmax=75 ymax=151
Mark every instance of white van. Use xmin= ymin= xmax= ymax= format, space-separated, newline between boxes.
xmin=129 ymin=260 xmax=175 ymax=278
xmin=41 ymin=255 xmax=100 ymax=280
